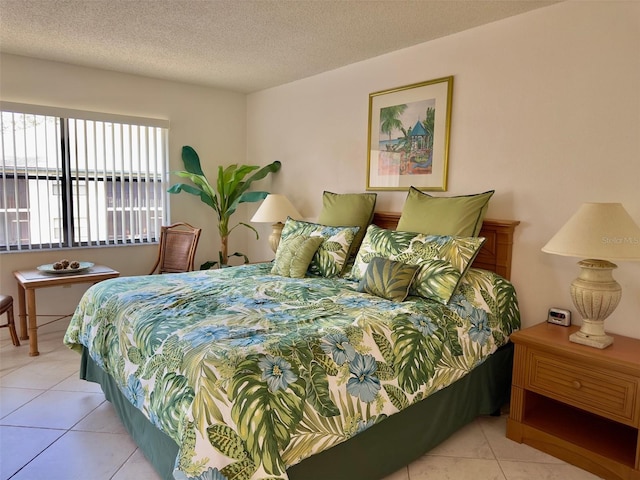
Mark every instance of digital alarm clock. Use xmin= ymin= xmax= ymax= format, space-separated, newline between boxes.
xmin=547 ymin=308 xmax=571 ymax=326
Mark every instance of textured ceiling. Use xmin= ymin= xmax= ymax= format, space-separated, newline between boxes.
xmin=0 ymin=0 xmax=557 ymax=93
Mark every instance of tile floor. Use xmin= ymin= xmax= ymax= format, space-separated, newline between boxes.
xmin=1 ymin=319 xmax=602 ymax=480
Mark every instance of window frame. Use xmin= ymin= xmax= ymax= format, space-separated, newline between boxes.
xmin=0 ymin=102 xmax=170 ymax=252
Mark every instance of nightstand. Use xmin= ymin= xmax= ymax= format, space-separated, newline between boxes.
xmin=506 ymin=322 xmax=640 ymax=480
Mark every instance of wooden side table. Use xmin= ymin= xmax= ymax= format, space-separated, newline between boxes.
xmin=506 ymin=322 xmax=640 ymax=480
xmin=13 ymin=265 xmax=120 ymax=356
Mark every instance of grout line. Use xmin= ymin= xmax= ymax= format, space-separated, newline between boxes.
xmin=0 ymin=388 xmax=48 ymax=420
xmin=2 ymin=427 xmax=69 ymax=480
xmin=478 ymin=415 xmax=509 ymax=480
xmin=109 ymin=448 xmax=139 ymax=480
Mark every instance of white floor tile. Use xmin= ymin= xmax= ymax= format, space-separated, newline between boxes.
xmin=1 ymin=389 xmax=104 ymax=429
xmin=478 ymin=415 xmax=565 ymax=464
xmin=0 ymin=425 xmax=65 ymax=480
xmin=0 ymin=386 xmax=45 ymax=418
xmin=111 ymin=449 xmax=164 ymax=480
xmin=72 ymin=400 xmax=127 ymax=434
xmin=499 ymin=459 xmax=604 ymax=479
xmin=51 ymin=371 xmax=104 ymax=393
xmin=427 ymin=418 xmax=495 ymax=459
xmin=409 ymin=455 xmax=507 ymax=480
xmin=9 ymin=430 xmax=138 ymax=480
xmin=0 ymin=345 xmax=32 ymax=377
xmin=381 ymin=466 xmax=409 ymax=480
xmin=0 ymin=357 xmax=79 ymax=390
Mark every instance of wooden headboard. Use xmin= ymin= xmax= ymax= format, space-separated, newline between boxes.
xmin=372 ymin=212 xmax=520 ymax=280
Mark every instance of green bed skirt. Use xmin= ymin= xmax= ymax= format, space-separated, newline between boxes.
xmin=81 ymin=342 xmax=513 ymax=480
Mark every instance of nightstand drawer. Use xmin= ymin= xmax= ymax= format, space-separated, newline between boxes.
xmin=526 ymin=349 xmax=638 ymax=426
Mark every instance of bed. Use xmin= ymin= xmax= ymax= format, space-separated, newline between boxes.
xmin=64 ymin=209 xmax=520 ymax=480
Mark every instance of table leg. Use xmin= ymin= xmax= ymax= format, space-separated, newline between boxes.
xmin=26 ymin=289 xmax=39 ymax=356
xmin=17 ymin=283 xmax=28 ymax=341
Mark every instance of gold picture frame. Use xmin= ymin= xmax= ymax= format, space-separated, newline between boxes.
xmin=366 ymin=76 xmax=453 ymax=191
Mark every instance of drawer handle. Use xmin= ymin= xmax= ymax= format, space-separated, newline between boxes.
xmin=572 ymin=380 xmax=582 ymax=389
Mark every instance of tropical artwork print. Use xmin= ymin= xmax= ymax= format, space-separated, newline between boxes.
xmin=379 ymin=99 xmax=436 ymax=176
xmin=64 ymin=263 xmax=519 ymax=480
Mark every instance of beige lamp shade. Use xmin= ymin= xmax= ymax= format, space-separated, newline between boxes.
xmin=542 ymin=203 xmax=640 ymax=261
xmin=542 ymin=202 xmax=640 ymax=349
xmin=251 ymin=194 xmax=301 ymax=223
xmin=251 ymin=194 xmax=302 ymax=253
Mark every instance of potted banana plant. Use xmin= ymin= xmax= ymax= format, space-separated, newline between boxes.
xmin=168 ymin=145 xmax=281 ymax=269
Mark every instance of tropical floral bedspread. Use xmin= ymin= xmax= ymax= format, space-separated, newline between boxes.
xmin=64 ymin=263 xmax=519 ymax=480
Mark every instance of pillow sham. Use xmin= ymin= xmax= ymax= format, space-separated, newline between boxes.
xmin=271 ymin=235 xmax=324 ymax=278
xmin=357 ymin=257 xmax=419 ymax=302
xmin=351 ymin=224 xmax=486 ymax=304
xmin=397 ymin=187 xmax=494 ymax=237
xmin=317 ymin=191 xmax=377 ymax=258
xmin=280 ymin=218 xmax=360 ymax=277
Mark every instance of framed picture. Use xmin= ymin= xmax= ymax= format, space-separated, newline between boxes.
xmin=366 ymin=76 xmax=453 ymax=191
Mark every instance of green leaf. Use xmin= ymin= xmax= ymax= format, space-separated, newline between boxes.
xmin=224 ymin=161 xmax=281 ymax=215
xmin=207 ymin=424 xmax=249 ymax=461
xmin=368 ymin=225 xmax=415 ymax=255
xmin=391 ymin=314 xmax=443 ymax=394
xmin=220 ymin=458 xmax=258 ymax=480
xmin=441 ymin=313 xmax=463 ymax=356
xmin=372 ymin=332 xmax=395 ymax=367
xmin=238 ymin=191 xmax=269 ymax=204
xmin=127 ymin=346 xmax=142 ymax=365
xmin=383 ymin=384 xmax=410 ymax=410
xmin=244 ymin=160 xmax=282 ymax=186
xmin=149 ymin=372 xmax=195 ymax=437
xmin=167 ymin=182 xmax=217 ymax=210
xmin=494 ymin=276 xmax=521 ymax=335
xmin=304 ymin=361 xmax=340 ymax=417
xmin=181 ymin=145 xmax=205 ymax=176
xmin=375 ymin=361 xmax=395 ymax=381
xmin=414 ymin=259 xmax=459 ymax=301
xmin=229 ymin=222 xmax=260 ymax=241
xmin=229 ymin=358 xmax=305 ymax=476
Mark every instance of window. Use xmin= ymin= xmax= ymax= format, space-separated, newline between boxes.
xmin=0 ymin=104 xmax=169 ymax=251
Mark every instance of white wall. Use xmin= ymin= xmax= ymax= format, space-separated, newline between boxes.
xmin=246 ymin=1 xmax=640 ymax=338
xmin=0 ymin=54 xmax=248 ymax=319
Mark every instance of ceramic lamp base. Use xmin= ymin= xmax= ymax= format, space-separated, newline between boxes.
xmin=569 ymin=259 xmax=620 ymax=349
xmin=569 ymin=324 xmax=614 ymax=349
xmin=268 ymin=222 xmax=285 ymax=253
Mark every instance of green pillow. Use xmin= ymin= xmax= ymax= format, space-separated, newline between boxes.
xmin=271 ymin=235 xmax=324 ymax=278
xmin=280 ymin=218 xmax=360 ymax=277
xmin=397 ymin=187 xmax=494 ymax=237
xmin=351 ymin=224 xmax=486 ymax=304
xmin=317 ymin=191 xmax=377 ymax=258
xmin=357 ymin=257 xmax=419 ymax=302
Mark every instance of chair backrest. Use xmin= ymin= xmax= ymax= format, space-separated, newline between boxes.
xmin=149 ymin=222 xmax=202 ymax=274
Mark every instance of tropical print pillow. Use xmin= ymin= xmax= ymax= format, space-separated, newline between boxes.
xmin=271 ymin=235 xmax=324 ymax=278
xmin=357 ymin=257 xmax=419 ymax=302
xmin=317 ymin=191 xmax=377 ymax=258
xmin=280 ymin=218 xmax=360 ymax=277
xmin=350 ymin=224 xmax=485 ymax=304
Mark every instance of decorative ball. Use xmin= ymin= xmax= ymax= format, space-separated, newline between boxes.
xmin=69 ymin=261 xmax=80 ymax=269
xmin=60 ymin=259 xmax=70 ymax=269
xmin=53 ymin=262 xmax=64 ymax=270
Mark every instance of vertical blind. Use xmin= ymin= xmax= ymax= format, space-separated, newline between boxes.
xmin=0 ymin=103 xmax=169 ymax=251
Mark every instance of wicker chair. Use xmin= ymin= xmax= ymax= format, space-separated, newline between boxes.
xmin=149 ymin=222 xmax=202 ymax=274
xmin=0 ymin=294 xmax=20 ymax=346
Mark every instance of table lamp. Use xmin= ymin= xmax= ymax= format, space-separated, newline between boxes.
xmin=542 ymin=203 xmax=640 ymax=348
xmin=251 ymin=194 xmax=302 ymax=253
